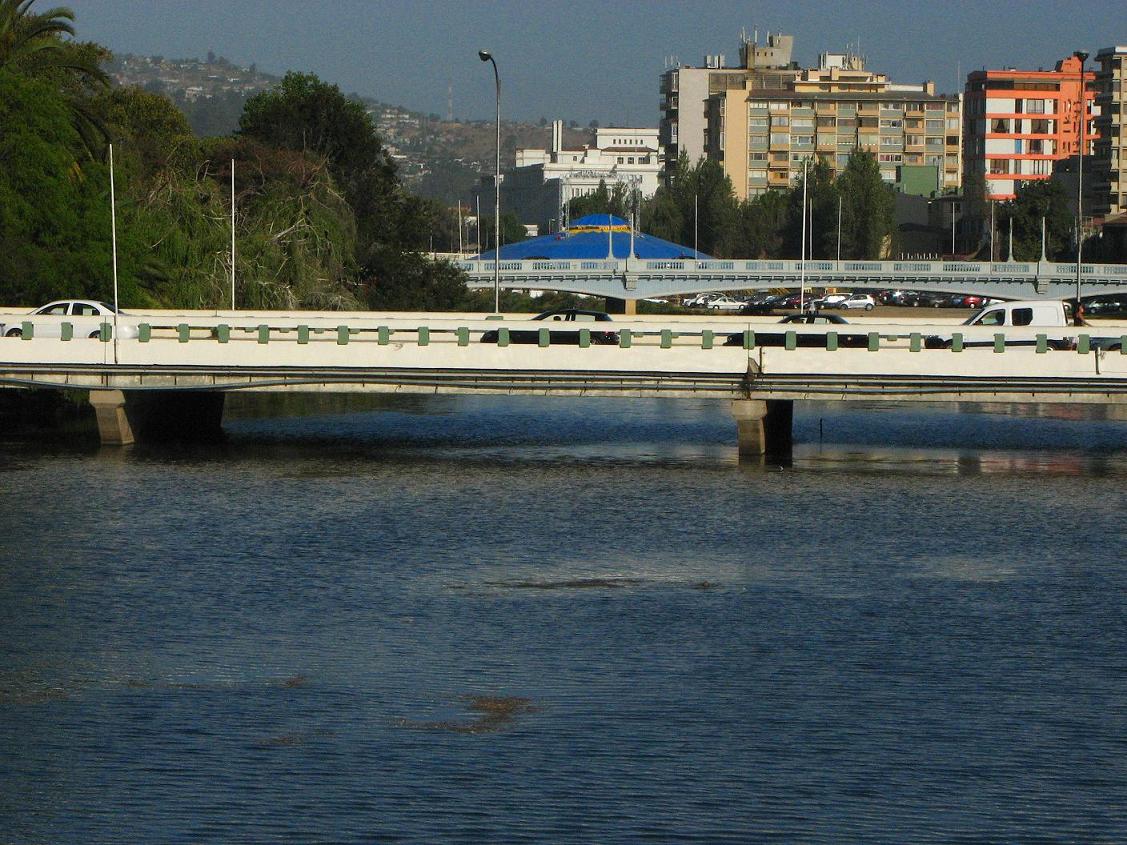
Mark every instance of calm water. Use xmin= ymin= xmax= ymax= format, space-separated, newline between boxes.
xmin=2 ymin=396 xmax=1126 ymax=843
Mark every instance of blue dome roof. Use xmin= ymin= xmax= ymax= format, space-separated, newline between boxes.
xmin=477 ymin=213 xmax=708 ymax=261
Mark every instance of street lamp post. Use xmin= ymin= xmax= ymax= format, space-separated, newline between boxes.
xmin=479 ymin=49 xmax=501 ymax=312
xmin=1074 ymin=50 xmax=1089 ymax=305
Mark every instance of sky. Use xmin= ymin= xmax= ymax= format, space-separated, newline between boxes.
xmin=65 ymin=0 xmax=1120 ymax=127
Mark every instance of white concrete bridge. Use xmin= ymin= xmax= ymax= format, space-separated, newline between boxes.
xmin=458 ymin=257 xmax=1127 ymax=303
xmin=2 ymin=311 xmax=1126 ymax=457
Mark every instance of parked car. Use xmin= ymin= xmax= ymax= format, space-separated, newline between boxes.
xmin=1083 ymin=295 xmax=1127 ymax=317
xmin=706 ymin=295 xmax=747 ymax=311
xmin=838 ymin=293 xmax=876 ymax=311
xmin=479 ymin=308 xmax=617 ymax=345
xmin=683 ymin=293 xmax=718 ymax=308
xmin=1 ymin=300 xmax=138 ymax=338
xmin=740 ymin=294 xmax=784 ymax=314
xmin=813 ymin=292 xmax=851 ymax=309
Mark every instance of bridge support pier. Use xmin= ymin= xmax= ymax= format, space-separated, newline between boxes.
xmin=604 ymin=297 xmax=636 ymax=316
xmin=731 ymin=399 xmax=793 ymax=460
xmin=89 ymin=390 xmax=135 ymax=445
xmin=88 ymin=390 xmax=226 ymax=446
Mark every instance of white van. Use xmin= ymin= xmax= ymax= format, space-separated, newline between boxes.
xmin=925 ymin=300 xmax=1073 ymax=349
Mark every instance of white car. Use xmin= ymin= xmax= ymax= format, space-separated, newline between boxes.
xmin=813 ymin=292 xmax=851 ymax=309
xmin=706 ymin=295 xmax=747 ymax=311
xmin=838 ymin=293 xmax=876 ymax=311
xmin=1 ymin=300 xmax=138 ymax=339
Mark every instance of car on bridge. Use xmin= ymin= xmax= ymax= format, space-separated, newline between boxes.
xmin=479 ymin=308 xmax=617 ymax=345
xmin=723 ymin=313 xmax=868 ymax=348
xmin=1 ymin=300 xmax=139 ymax=339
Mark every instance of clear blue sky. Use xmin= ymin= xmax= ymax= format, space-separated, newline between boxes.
xmin=66 ymin=0 xmax=1119 ymax=127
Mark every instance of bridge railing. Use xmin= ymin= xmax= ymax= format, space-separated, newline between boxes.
xmin=3 ymin=315 xmax=1125 ymax=355
xmin=457 ymin=257 xmax=1127 ymax=282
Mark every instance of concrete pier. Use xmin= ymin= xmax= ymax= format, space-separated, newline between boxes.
xmin=731 ymin=399 xmax=793 ymax=459
xmin=88 ymin=390 xmax=226 ymax=445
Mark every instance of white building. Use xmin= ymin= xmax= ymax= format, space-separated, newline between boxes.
xmin=479 ymin=120 xmax=663 ymax=234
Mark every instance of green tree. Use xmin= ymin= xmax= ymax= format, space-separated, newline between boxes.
xmin=640 ymin=152 xmax=737 ymax=256
xmin=836 ymin=150 xmax=895 ymax=259
xmin=568 ymin=179 xmax=631 ymax=220
xmin=239 ymin=71 xmax=399 ymax=254
xmin=998 ymin=179 xmax=1073 ymax=261
xmin=0 ymin=70 xmax=122 ymax=304
xmin=730 ymin=190 xmax=787 ymax=258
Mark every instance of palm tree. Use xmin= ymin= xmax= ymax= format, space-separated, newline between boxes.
xmin=0 ymin=0 xmax=110 ymax=156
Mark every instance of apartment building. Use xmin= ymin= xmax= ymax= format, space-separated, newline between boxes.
xmin=1092 ymin=46 xmax=1127 ymax=219
xmin=704 ymin=51 xmax=961 ymax=199
xmin=659 ymin=33 xmax=797 ymax=167
xmin=963 ymin=55 xmax=1096 ymax=201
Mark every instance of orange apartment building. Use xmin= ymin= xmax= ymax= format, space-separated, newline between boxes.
xmin=963 ymin=55 xmax=1096 ymax=200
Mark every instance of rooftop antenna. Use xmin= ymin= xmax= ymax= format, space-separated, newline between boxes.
xmin=447 ymin=82 xmax=453 ymax=122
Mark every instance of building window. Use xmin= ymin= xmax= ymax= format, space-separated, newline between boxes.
xmin=771 ymin=115 xmax=789 ymax=127
xmin=749 ymin=118 xmax=769 ymax=128
xmin=992 ymin=118 xmax=1010 ymax=133
xmin=880 ymin=118 xmax=903 ymax=128
xmin=925 ymin=119 xmax=943 ymax=131
xmin=770 ymin=133 xmax=789 ymax=145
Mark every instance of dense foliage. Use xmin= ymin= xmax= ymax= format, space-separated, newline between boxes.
xmin=0 ymin=3 xmax=469 ymax=311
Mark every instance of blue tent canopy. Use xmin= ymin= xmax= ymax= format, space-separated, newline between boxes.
xmin=476 ymin=213 xmax=708 ymax=261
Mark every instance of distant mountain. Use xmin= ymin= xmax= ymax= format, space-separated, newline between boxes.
xmin=107 ymin=53 xmax=593 ymax=205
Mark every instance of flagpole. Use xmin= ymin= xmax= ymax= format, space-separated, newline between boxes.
xmin=799 ymin=158 xmax=808 ymax=312
xmin=231 ymin=159 xmax=236 ymax=310
xmin=109 ymin=143 xmax=119 ymax=360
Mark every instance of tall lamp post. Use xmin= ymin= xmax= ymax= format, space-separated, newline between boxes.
xmin=479 ymin=49 xmax=501 ymax=313
xmin=1074 ymin=49 xmax=1089 ymax=305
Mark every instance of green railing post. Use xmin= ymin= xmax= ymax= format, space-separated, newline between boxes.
xmin=258 ymin=325 xmax=270 ymax=344
xmin=951 ymin=333 xmax=964 ymax=352
xmin=784 ymin=330 xmax=797 ymax=350
xmin=867 ymin=332 xmax=879 ymax=352
xmin=337 ymin=325 xmax=349 ymax=345
xmin=456 ymin=327 xmax=469 ymax=346
xmin=60 ymin=322 xmax=73 ymax=341
xmin=578 ymin=328 xmax=590 ymax=348
xmin=619 ymin=329 xmax=632 ymax=348
xmin=537 ymin=326 xmax=549 ymax=348
xmin=20 ymin=321 xmax=33 ymax=339
xmin=1120 ymin=335 xmax=1127 ymax=354
xmin=701 ymin=329 xmax=714 ymax=350
xmin=297 ymin=325 xmax=310 ymax=344
xmin=498 ymin=327 xmax=510 ymax=347
xmin=417 ymin=326 xmax=430 ymax=346
xmin=177 ymin=323 xmax=190 ymax=343
xmin=660 ymin=329 xmax=673 ymax=349
xmin=377 ymin=326 xmax=390 ymax=345
xmin=993 ymin=333 xmax=1005 ymax=353
xmin=743 ymin=330 xmax=755 ymax=350
xmin=909 ymin=332 xmax=921 ymax=352
xmin=99 ymin=322 xmax=112 ymax=342
xmin=138 ymin=323 xmax=151 ymax=343
xmin=826 ymin=331 xmax=839 ymax=351
xmin=216 ymin=324 xmax=230 ymax=344
xmin=1036 ymin=334 xmax=1048 ymax=354
xmin=1077 ymin=334 xmax=1090 ymax=354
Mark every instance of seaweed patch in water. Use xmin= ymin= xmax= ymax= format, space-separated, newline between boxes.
xmin=255 ymin=728 xmax=335 ymax=748
xmin=490 ymin=578 xmax=644 ymax=590
xmin=394 ymin=695 xmax=539 ymax=734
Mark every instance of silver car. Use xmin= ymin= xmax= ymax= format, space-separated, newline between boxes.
xmin=1 ymin=300 xmax=138 ymax=339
